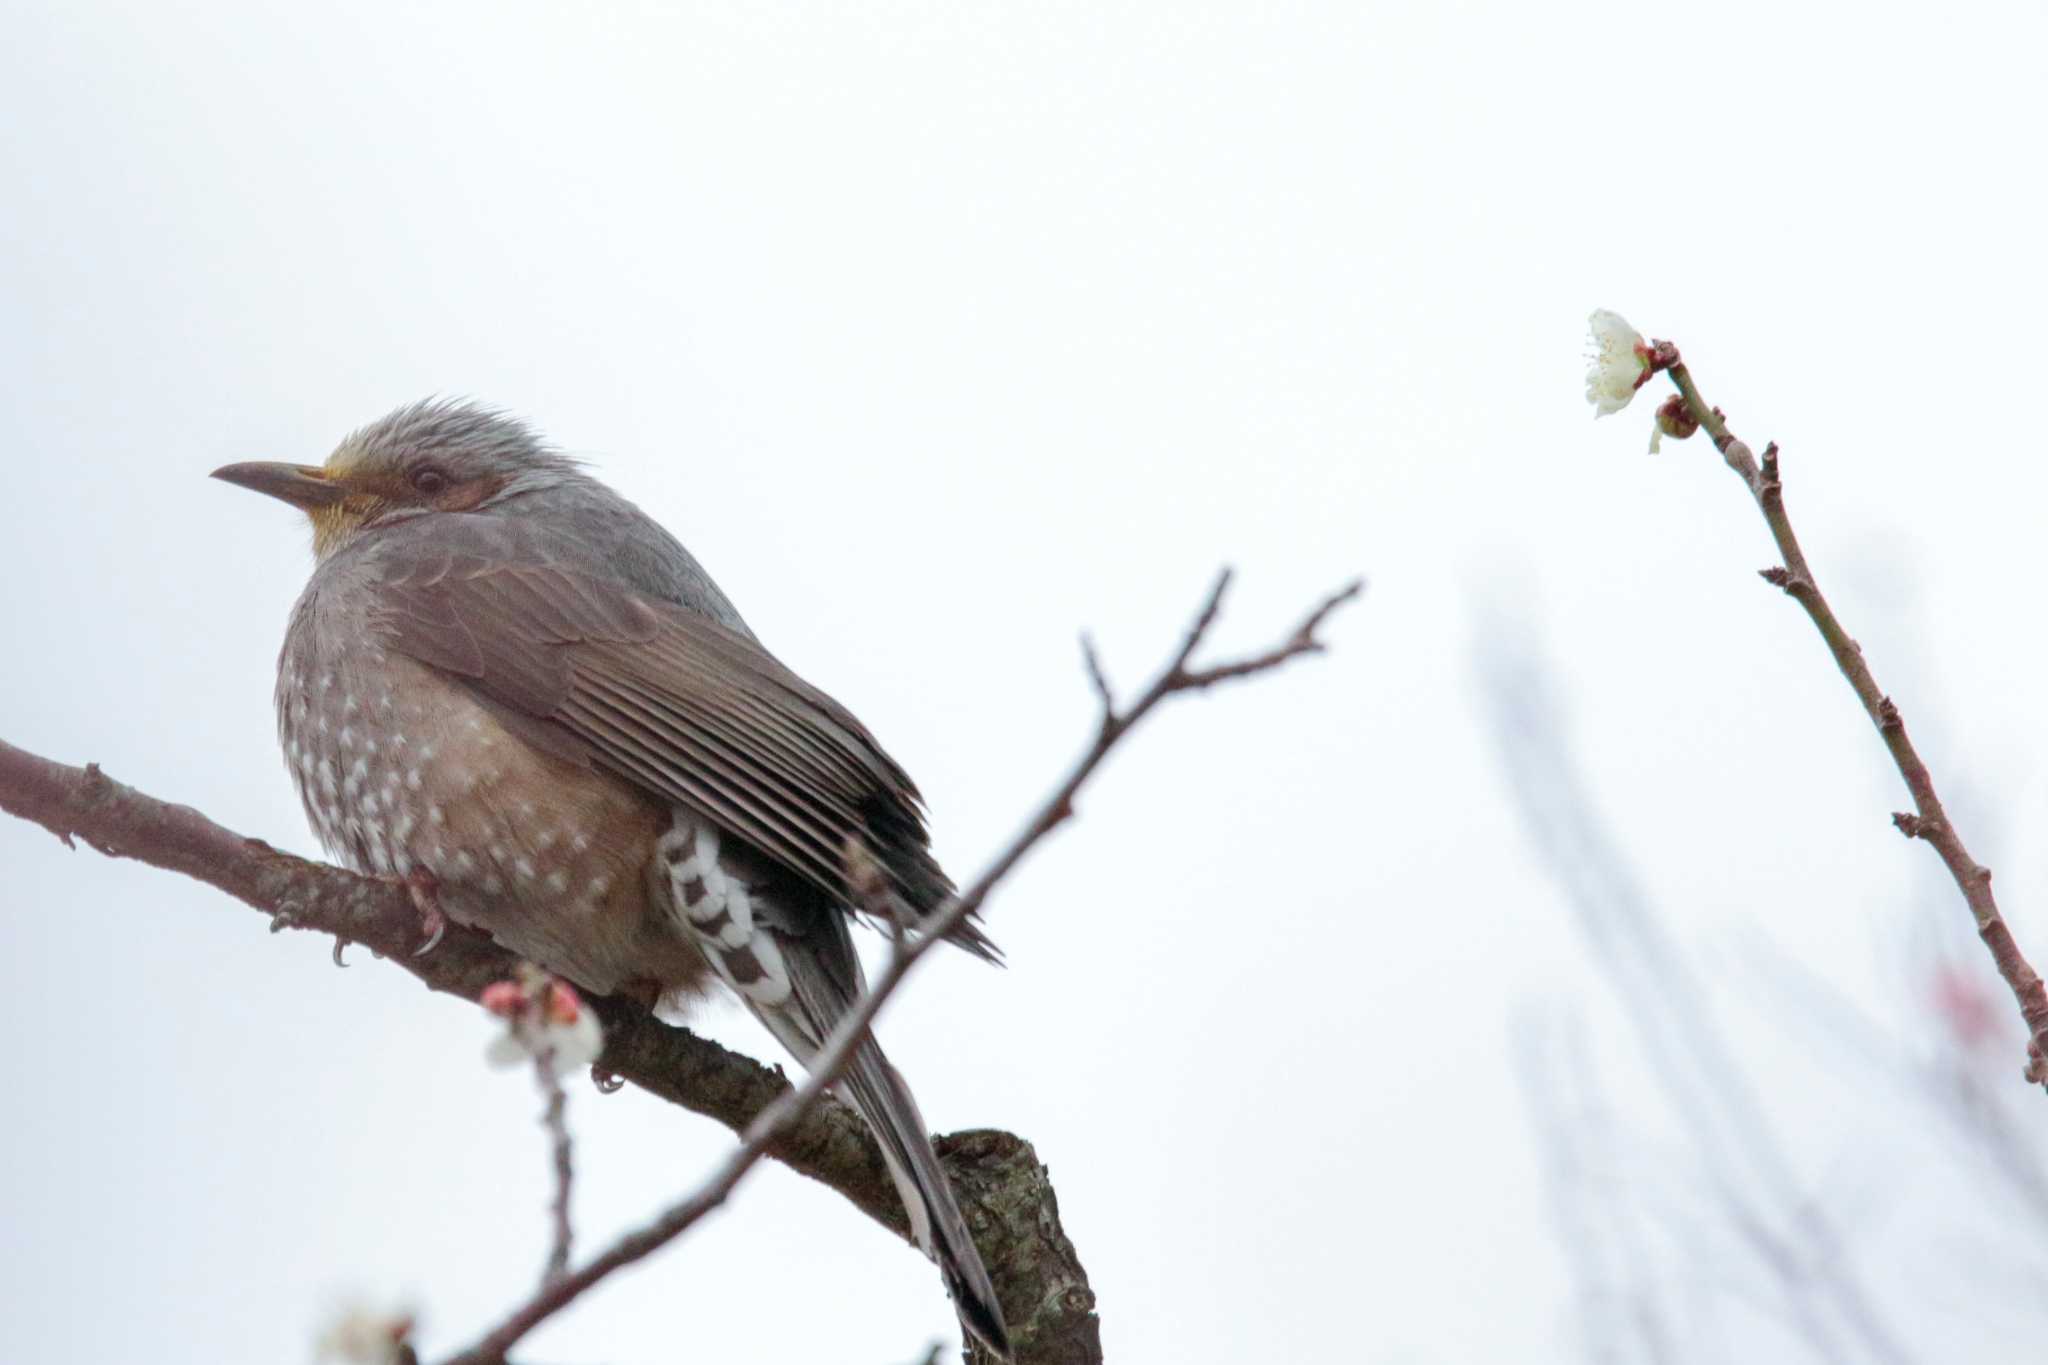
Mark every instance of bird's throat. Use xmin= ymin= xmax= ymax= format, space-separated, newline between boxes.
xmin=308 ymin=496 xmax=391 ymax=560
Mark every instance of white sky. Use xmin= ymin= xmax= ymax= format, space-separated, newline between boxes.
xmin=3 ymin=3 xmax=2046 ymax=1362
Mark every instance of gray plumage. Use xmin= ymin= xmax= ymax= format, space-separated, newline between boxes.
xmin=225 ymin=399 xmax=1008 ymax=1355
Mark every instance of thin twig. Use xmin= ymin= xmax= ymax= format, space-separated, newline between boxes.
xmin=438 ymin=568 xmax=1361 ymax=1365
xmin=534 ymin=1054 xmax=574 ymax=1286
xmin=1659 ymin=349 xmax=2048 ymax=1085
xmin=1079 ymin=634 xmax=1114 ymax=713
xmin=843 ymin=834 xmax=908 ymax=947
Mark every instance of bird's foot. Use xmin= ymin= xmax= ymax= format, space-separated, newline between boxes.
xmin=403 ymin=867 xmax=447 ymax=957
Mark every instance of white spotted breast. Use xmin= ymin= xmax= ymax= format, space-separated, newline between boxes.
xmin=274 ymin=589 xmax=708 ymax=997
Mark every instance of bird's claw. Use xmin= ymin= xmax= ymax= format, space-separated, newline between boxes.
xmin=412 ymin=912 xmax=446 ymax=958
xmin=404 ymin=867 xmax=448 ymax=957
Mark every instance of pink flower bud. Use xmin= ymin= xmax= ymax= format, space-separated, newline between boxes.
xmin=480 ymin=980 xmax=528 ymax=1017
xmin=544 ymin=980 xmax=584 ymax=1026
xmin=1648 ymin=394 xmax=1701 ymax=453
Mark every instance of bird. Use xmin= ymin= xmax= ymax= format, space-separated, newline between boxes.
xmin=213 ymin=399 xmax=1010 ymax=1356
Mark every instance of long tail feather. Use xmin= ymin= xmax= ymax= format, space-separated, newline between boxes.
xmin=839 ymin=1037 xmax=1010 ymax=1356
xmin=659 ymin=812 xmax=1010 ymax=1355
xmin=761 ymin=937 xmax=1011 ymax=1358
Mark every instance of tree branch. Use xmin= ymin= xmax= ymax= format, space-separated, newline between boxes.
xmin=0 ymin=569 xmax=1360 ymax=1363
xmin=441 ymin=568 xmax=1362 ymax=1363
xmin=534 ymin=1054 xmax=574 ymax=1287
xmin=1658 ymin=350 xmax=2048 ymax=1086
xmin=0 ymin=738 xmax=1089 ymax=1350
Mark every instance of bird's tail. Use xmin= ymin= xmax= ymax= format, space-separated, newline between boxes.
xmin=841 ymin=1036 xmax=1011 ymax=1357
xmin=759 ymin=936 xmax=1011 ymax=1359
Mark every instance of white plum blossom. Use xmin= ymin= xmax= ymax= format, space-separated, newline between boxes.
xmin=315 ymin=1299 xmax=415 ymax=1364
xmin=1585 ymin=309 xmax=1652 ymax=417
xmin=480 ymin=966 xmax=604 ymax=1071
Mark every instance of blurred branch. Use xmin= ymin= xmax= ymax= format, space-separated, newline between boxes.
xmin=1657 ymin=350 xmax=2048 ymax=1085
xmin=1478 ymin=616 xmax=1914 ymax=1364
xmin=1514 ymin=1007 xmax=1680 ymax=1365
xmin=0 ymin=568 xmax=1358 ymax=1365
xmin=1730 ymin=934 xmax=2048 ymax=1231
xmin=442 ymin=567 xmax=1361 ymax=1365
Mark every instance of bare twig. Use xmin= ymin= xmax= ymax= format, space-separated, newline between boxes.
xmin=1657 ymin=350 xmax=2048 ymax=1086
xmin=439 ymin=568 xmax=1360 ymax=1364
xmin=534 ymin=1055 xmax=574 ymax=1286
xmin=843 ymin=833 xmax=909 ymax=947
xmin=1079 ymin=635 xmax=1114 ymax=713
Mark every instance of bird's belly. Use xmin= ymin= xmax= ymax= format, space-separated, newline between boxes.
xmin=276 ymin=651 xmax=711 ymax=997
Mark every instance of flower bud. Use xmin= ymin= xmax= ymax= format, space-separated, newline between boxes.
xmin=1648 ymin=394 xmax=1700 ymax=453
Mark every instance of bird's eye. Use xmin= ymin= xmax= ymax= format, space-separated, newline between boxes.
xmin=410 ymin=465 xmax=450 ymax=496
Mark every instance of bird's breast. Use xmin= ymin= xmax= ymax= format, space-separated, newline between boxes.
xmin=273 ymin=619 xmax=709 ymax=997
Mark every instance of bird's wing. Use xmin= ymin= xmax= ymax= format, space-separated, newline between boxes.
xmin=360 ymin=517 xmax=989 ymax=955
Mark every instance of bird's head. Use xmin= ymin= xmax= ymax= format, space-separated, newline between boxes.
xmin=212 ymin=399 xmax=582 ymax=559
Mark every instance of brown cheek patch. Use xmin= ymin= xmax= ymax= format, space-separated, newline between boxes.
xmin=435 ymin=476 xmax=508 ymax=512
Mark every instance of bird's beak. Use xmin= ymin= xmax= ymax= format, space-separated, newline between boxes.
xmin=210 ymin=461 xmax=348 ymax=510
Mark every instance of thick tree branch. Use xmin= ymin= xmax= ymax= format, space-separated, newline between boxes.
xmin=1656 ymin=349 xmax=2048 ymax=1085
xmin=1 ymin=568 xmax=1360 ymax=1363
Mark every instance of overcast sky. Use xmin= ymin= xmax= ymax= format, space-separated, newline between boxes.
xmin=4 ymin=3 xmax=2046 ymax=1362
